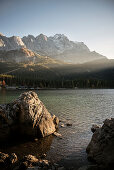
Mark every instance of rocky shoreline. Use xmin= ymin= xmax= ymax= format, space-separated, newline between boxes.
xmin=0 ymin=91 xmax=114 ymax=170
xmin=86 ymin=118 xmax=114 ymax=170
xmin=0 ymin=152 xmax=66 ymax=170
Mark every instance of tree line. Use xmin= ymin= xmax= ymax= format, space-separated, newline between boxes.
xmin=1 ymin=74 xmax=114 ymax=89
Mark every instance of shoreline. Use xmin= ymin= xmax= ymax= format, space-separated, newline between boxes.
xmin=0 ymin=90 xmax=114 ymax=170
xmin=1 ymin=86 xmax=114 ymax=91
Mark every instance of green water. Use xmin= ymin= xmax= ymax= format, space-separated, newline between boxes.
xmin=0 ymin=89 xmax=114 ymax=169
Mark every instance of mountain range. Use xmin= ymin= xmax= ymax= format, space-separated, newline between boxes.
xmin=0 ymin=32 xmax=114 ymax=88
xmin=0 ymin=33 xmax=106 ymax=64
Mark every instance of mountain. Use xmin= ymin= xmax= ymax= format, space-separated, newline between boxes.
xmin=0 ymin=33 xmax=107 ymax=64
xmin=1 ymin=33 xmax=114 ymax=88
xmin=0 ymin=47 xmax=64 ymax=65
xmin=0 ymin=48 xmax=37 ymax=63
xmin=22 ymin=34 xmax=90 ymax=56
xmin=0 ymin=33 xmax=25 ymax=51
xmin=22 ymin=34 xmax=106 ymax=63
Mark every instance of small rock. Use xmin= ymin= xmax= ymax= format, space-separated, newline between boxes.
xmin=91 ymin=124 xmax=100 ymax=133
xmin=8 ymin=153 xmax=18 ymax=164
xmin=60 ymin=124 xmax=65 ymax=128
xmin=66 ymin=123 xmax=72 ymax=126
xmin=53 ymin=132 xmax=62 ymax=138
xmin=0 ymin=151 xmax=9 ymax=166
xmin=24 ymin=155 xmax=39 ymax=165
xmin=0 ymin=152 xmax=9 ymax=161
xmin=34 ymin=138 xmax=38 ymax=142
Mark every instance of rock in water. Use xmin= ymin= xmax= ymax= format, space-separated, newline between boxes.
xmin=86 ymin=118 xmax=114 ymax=169
xmin=91 ymin=124 xmax=100 ymax=133
xmin=0 ymin=91 xmax=59 ymax=140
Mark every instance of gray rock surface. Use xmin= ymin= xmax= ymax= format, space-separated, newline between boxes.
xmin=0 ymin=91 xmax=59 ymax=140
xmin=86 ymin=118 xmax=114 ymax=169
xmin=23 ymin=34 xmax=105 ymax=64
xmin=0 ymin=48 xmax=38 ymax=63
xmin=0 ymin=34 xmax=25 ymax=51
xmin=0 ymin=33 xmax=106 ymax=64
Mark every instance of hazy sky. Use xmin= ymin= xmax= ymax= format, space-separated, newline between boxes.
xmin=0 ymin=0 xmax=114 ymax=58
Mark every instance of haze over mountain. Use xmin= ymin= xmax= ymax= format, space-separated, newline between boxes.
xmin=0 ymin=33 xmax=106 ymax=64
xmin=22 ymin=33 xmax=106 ymax=64
xmin=0 ymin=32 xmax=114 ymax=88
xmin=0 ymin=33 xmax=25 ymax=51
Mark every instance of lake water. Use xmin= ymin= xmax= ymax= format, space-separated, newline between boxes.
xmin=0 ymin=89 xmax=114 ymax=169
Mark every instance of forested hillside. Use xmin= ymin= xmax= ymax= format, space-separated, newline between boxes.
xmin=0 ymin=59 xmax=114 ymax=88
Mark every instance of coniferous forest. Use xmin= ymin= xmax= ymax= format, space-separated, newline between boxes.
xmin=0 ymin=61 xmax=114 ymax=89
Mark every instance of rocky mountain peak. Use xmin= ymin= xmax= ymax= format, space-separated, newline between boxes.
xmin=0 ymin=34 xmax=25 ymax=51
xmin=27 ymin=35 xmax=35 ymax=39
xmin=0 ymin=33 xmax=4 ymax=36
xmin=9 ymin=36 xmax=25 ymax=46
xmin=0 ymin=33 xmax=107 ymax=64
xmin=36 ymin=34 xmax=47 ymax=41
xmin=53 ymin=34 xmax=67 ymax=40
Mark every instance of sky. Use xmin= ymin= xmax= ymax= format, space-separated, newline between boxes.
xmin=0 ymin=0 xmax=114 ymax=59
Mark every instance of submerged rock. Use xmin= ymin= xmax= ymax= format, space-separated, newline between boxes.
xmin=60 ymin=123 xmax=65 ymax=128
xmin=86 ymin=118 xmax=114 ymax=169
xmin=0 ymin=152 xmax=9 ymax=164
xmin=0 ymin=91 xmax=59 ymax=140
xmin=19 ymin=155 xmax=50 ymax=169
xmin=66 ymin=123 xmax=72 ymax=126
xmin=0 ymin=152 xmax=66 ymax=170
xmin=0 ymin=151 xmax=18 ymax=169
xmin=6 ymin=153 xmax=18 ymax=164
xmin=53 ymin=132 xmax=62 ymax=138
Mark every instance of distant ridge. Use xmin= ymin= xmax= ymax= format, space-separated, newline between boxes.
xmin=0 ymin=33 xmax=107 ymax=64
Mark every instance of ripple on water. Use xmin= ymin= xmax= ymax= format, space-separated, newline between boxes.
xmin=0 ymin=89 xmax=114 ymax=168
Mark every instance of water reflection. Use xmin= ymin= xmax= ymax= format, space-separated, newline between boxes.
xmin=0 ymin=135 xmax=54 ymax=159
xmin=0 ymin=89 xmax=114 ymax=168
xmin=0 ymin=89 xmax=7 ymax=104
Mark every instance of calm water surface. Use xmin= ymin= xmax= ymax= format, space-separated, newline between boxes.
xmin=0 ymin=89 xmax=114 ymax=169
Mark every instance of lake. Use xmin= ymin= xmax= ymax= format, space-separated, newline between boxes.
xmin=0 ymin=89 xmax=114 ymax=169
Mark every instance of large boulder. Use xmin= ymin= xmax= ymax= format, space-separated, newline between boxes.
xmin=86 ymin=118 xmax=114 ymax=169
xmin=0 ymin=91 xmax=59 ymax=140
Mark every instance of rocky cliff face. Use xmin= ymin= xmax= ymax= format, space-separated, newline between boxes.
xmin=0 ymin=34 xmax=25 ymax=51
xmin=22 ymin=34 xmax=91 ymax=56
xmin=0 ymin=48 xmax=38 ymax=63
xmin=0 ymin=91 xmax=59 ymax=141
xmin=0 ymin=33 xmax=106 ymax=64
xmin=22 ymin=33 xmax=107 ymax=63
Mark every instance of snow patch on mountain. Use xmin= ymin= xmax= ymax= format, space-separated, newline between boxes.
xmin=0 ymin=33 xmax=107 ymax=64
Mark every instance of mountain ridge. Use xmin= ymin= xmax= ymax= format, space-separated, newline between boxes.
xmin=0 ymin=33 xmax=107 ymax=64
